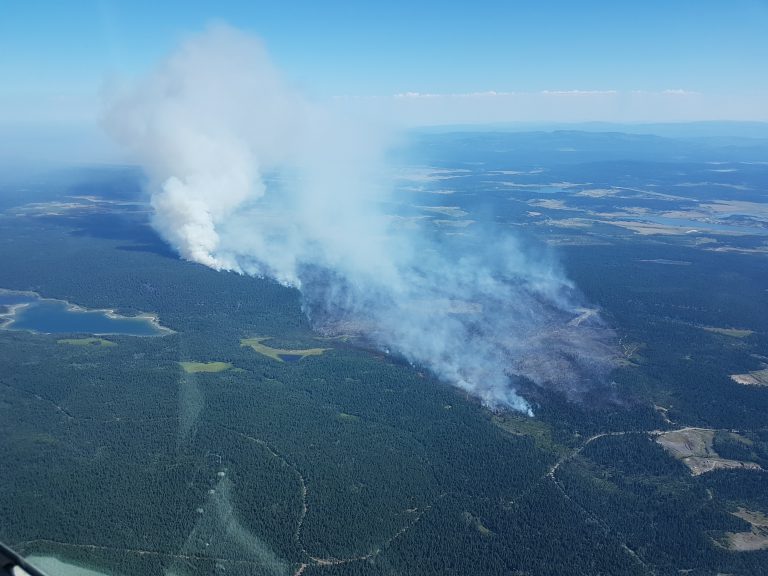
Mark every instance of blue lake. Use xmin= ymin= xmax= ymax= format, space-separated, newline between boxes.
xmin=0 ymin=291 xmax=170 ymax=336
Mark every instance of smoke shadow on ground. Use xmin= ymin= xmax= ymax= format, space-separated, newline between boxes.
xmin=34 ymin=210 xmax=179 ymax=259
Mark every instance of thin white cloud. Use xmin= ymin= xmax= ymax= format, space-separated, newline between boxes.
xmin=393 ymin=89 xmax=621 ymax=99
xmin=393 ymin=90 xmax=517 ymax=99
xmin=337 ymin=89 xmax=768 ymax=125
xmin=541 ymin=89 xmax=618 ymax=96
xmin=661 ymin=88 xmax=700 ymax=95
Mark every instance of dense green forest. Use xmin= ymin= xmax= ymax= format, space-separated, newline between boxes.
xmin=1 ymin=159 xmax=767 ymax=575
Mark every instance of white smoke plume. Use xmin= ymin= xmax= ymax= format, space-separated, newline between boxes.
xmin=106 ymin=24 xmax=616 ymax=413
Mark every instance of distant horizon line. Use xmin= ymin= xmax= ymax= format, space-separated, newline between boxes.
xmin=2 ymin=119 xmax=768 ymax=168
xmin=406 ymin=120 xmax=768 ymax=139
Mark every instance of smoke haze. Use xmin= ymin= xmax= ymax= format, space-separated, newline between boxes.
xmin=106 ymin=24 xmax=616 ymax=413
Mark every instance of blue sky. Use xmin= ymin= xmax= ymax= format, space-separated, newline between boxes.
xmin=1 ymin=0 xmax=767 ymax=147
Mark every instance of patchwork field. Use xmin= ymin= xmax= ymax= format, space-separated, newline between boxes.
xmin=656 ymin=428 xmax=763 ymax=475
xmin=731 ymin=368 xmax=768 ymax=387
xmin=725 ymin=508 xmax=768 ymax=551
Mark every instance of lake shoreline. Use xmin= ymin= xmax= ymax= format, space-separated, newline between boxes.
xmin=0 ymin=302 xmax=31 ymax=329
xmin=0 ymin=288 xmax=174 ymax=336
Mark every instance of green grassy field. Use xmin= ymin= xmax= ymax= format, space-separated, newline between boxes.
xmin=179 ymin=361 xmax=233 ymax=373
xmin=240 ymin=337 xmax=328 ymax=362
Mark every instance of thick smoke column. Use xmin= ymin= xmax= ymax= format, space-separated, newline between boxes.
xmin=107 ymin=25 xmax=616 ymax=412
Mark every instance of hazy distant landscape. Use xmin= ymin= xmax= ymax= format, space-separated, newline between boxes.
xmin=1 ymin=128 xmax=767 ymax=575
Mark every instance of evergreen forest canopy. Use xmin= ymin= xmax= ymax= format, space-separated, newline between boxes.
xmin=0 ymin=129 xmax=767 ymax=575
